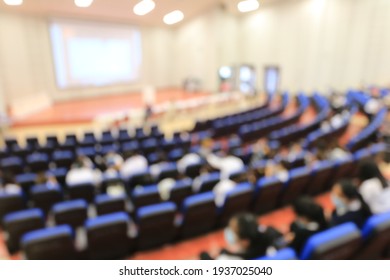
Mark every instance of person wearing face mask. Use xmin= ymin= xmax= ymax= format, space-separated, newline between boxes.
xmin=200 ymin=213 xmax=275 ymax=260
xmin=330 ymin=180 xmax=372 ymax=228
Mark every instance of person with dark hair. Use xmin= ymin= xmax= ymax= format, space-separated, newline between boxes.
xmin=357 ymin=161 xmax=390 ymax=214
xmin=330 ymin=180 xmax=372 ymax=228
xmin=284 ymin=196 xmax=328 ymax=255
xmin=200 ymin=213 xmax=275 ymax=260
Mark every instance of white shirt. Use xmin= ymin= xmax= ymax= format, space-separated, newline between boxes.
xmin=213 ymin=179 xmax=236 ymax=207
xmin=328 ymin=148 xmax=350 ymax=161
xmin=66 ymin=167 xmax=102 ymax=187
xmin=0 ymin=184 xmax=22 ymax=195
xmin=207 ymin=154 xmax=244 ymax=180
xmin=177 ymin=153 xmax=201 ymax=174
xmin=120 ymin=155 xmax=148 ymax=179
xmin=364 ymin=99 xmax=380 ymax=114
xmin=157 ymin=178 xmax=176 ymax=201
xmin=359 ymin=178 xmax=390 ymax=214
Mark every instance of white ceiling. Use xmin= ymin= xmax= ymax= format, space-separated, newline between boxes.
xmin=0 ymin=0 xmax=282 ymax=27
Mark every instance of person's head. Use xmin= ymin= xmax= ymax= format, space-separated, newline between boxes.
xmin=224 ymin=213 xmax=259 ymax=251
xmin=292 ymin=196 xmax=327 ymax=229
xmin=358 ymin=161 xmax=387 ymax=188
xmin=35 ymin=171 xmax=48 ymax=184
xmin=72 ymin=156 xmax=86 ymax=169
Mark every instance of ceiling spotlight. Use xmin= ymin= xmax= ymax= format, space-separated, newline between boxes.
xmin=163 ymin=10 xmax=184 ymax=25
xmin=74 ymin=0 xmax=93 ymax=8
xmin=238 ymin=0 xmax=260 ymax=13
xmin=133 ymin=0 xmax=156 ymax=16
xmin=3 ymin=0 xmax=23 ymax=5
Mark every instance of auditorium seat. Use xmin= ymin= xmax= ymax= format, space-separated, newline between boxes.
xmin=157 ymin=163 xmax=178 ymax=181
xmin=131 ymin=185 xmax=161 ymax=210
xmin=30 ymin=184 xmax=63 ymax=214
xmin=47 ymin=168 xmax=68 ymax=186
xmin=0 ymin=192 xmax=26 ymax=226
xmin=300 ymin=222 xmax=362 ymax=260
xmin=218 ymin=182 xmax=253 ymax=227
xmin=253 ymin=176 xmax=285 ymax=214
xmin=1 ymin=156 xmax=24 ymax=175
xmin=168 ymin=148 xmax=185 ymax=162
xmin=228 ymin=167 xmax=249 ymax=183
xmin=184 ymin=162 xmax=203 ymax=178
xmin=67 ymin=182 xmax=95 ymax=203
xmin=46 ymin=135 xmax=59 ymax=149
xmin=52 ymin=199 xmax=88 ymax=228
xmin=257 ymin=248 xmax=297 ymax=260
xmin=85 ymin=212 xmax=132 ymax=259
xmin=124 ymin=171 xmax=154 ymax=192
xmin=52 ymin=150 xmax=74 ymax=169
xmin=141 ymin=138 xmax=158 ymax=155
xmin=26 ymin=153 xmax=50 ymax=173
xmin=76 ymin=146 xmax=96 ymax=161
xmin=306 ymin=161 xmax=334 ymax=195
xmin=333 ymin=155 xmax=355 ymax=184
xmin=15 ymin=173 xmax=37 ymax=193
xmin=100 ymin=130 xmax=115 ymax=145
xmin=80 ymin=132 xmax=97 ymax=147
xmin=169 ymin=178 xmax=193 ymax=208
xmin=355 ymin=212 xmax=390 ymax=259
xmin=3 ymin=208 xmax=45 ymax=253
xmin=22 ymin=225 xmax=78 ymax=260
xmin=118 ymin=129 xmax=131 ymax=143
xmin=95 ymin=194 xmax=126 ymax=216
xmin=279 ymin=166 xmax=311 ymax=206
xmin=136 ymin=202 xmax=177 ymax=250
xmin=197 ymin=172 xmax=220 ymax=193
xmin=179 ymin=192 xmax=217 ymax=239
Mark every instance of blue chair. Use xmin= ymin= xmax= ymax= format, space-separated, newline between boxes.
xmin=46 ymin=135 xmax=59 ymax=149
xmin=218 ymin=183 xmax=254 ymax=227
xmin=76 ymin=146 xmax=96 ymax=160
xmin=179 ymin=192 xmax=217 ymax=239
xmin=26 ymin=153 xmax=50 ymax=173
xmin=184 ymin=162 xmax=203 ymax=178
xmin=257 ymin=248 xmax=297 ymax=260
xmin=52 ymin=150 xmax=74 ymax=169
xmin=197 ymin=172 xmax=220 ymax=193
xmin=229 ymin=167 xmax=249 ymax=183
xmin=169 ymin=178 xmax=193 ymax=208
xmin=137 ymin=202 xmax=177 ymax=250
xmin=100 ymin=130 xmax=115 ymax=145
xmin=334 ymin=155 xmax=355 ymax=181
xmin=30 ymin=184 xmax=63 ymax=214
xmin=3 ymin=208 xmax=45 ymax=253
xmin=306 ymin=161 xmax=335 ymax=195
xmin=15 ymin=173 xmax=37 ymax=193
xmin=85 ymin=212 xmax=131 ymax=259
xmin=1 ymin=156 xmax=24 ymax=174
xmin=300 ymin=222 xmax=362 ymax=260
xmin=118 ymin=129 xmax=131 ymax=143
xmin=168 ymin=148 xmax=185 ymax=162
xmin=67 ymin=182 xmax=95 ymax=203
xmin=131 ymin=185 xmax=161 ymax=210
xmin=4 ymin=138 xmax=18 ymax=150
xmin=62 ymin=134 xmax=78 ymax=150
xmin=80 ymin=132 xmax=97 ymax=147
xmin=124 ymin=171 xmax=154 ymax=191
xmin=355 ymin=212 xmax=390 ymax=259
xmin=95 ymin=194 xmax=126 ymax=216
xmin=47 ymin=168 xmax=68 ymax=186
xmin=0 ymin=192 xmax=26 ymax=224
xmin=157 ymin=163 xmax=178 ymax=181
xmin=22 ymin=225 xmax=77 ymax=260
xmin=279 ymin=167 xmax=311 ymax=206
xmin=253 ymin=176 xmax=285 ymax=214
xmin=141 ymin=138 xmax=158 ymax=155
xmin=52 ymin=199 xmax=88 ymax=228
xmin=26 ymin=137 xmax=40 ymax=150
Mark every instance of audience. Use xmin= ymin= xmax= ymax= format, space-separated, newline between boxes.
xmin=120 ymin=151 xmax=148 ymax=179
xmin=206 ymin=150 xmax=244 ymax=181
xmin=0 ymin=172 xmax=22 ymax=194
xmin=177 ymin=152 xmax=202 ymax=174
xmin=66 ymin=156 xmax=102 ymax=188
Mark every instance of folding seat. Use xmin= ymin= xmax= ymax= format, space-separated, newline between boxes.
xmin=333 ymin=155 xmax=355 ymax=182
xmin=101 ymin=172 xmax=123 ymax=192
xmin=146 ymin=152 xmax=160 ymax=165
xmin=100 ymin=130 xmax=115 ymax=145
xmin=4 ymin=138 xmax=18 ymax=150
xmin=30 ymin=184 xmax=63 ymax=214
xmin=141 ymin=138 xmax=158 ymax=155
xmin=21 ymin=225 xmax=78 ymax=260
xmin=1 ymin=156 xmax=24 ymax=175
xmin=26 ymin=153 xmax=50 ymax=173
xmin=0 ymin=192 xmax=26 ymax=225
xmin=178 ymin=192 xmax=217 ymax=239
xmin=231 ymin=148 xmax=253 ymax=165
xmin=169 ymin=178 xmax=193 ymax=208
xmin=76 ymin=146 xmax=96 ymax=161
xmin=150 ymin=125 xmax=164 ymax=140
xmin=124 ymin=171 xmax=154 ymax=191
xmin=197 ymin=172 xmax=220 ymax=193
xmin=135 ymin=127 xmax=148 ymax=142
xmin=184 ymin=162 xmax=203 ymax=178
xmin=52 ymin=199 xmax=88 ymax=228
xmin=160 ymin=138 xmax=176 ymax=153
xmin=118 ymin=129 xmax=131 ymax=143
xmin=121 ymin=140 xmax=139 ymax=154
xmin=257 ymin=248 xmax=297 ymax=260
xmin=52 ymin=150 xmax=74 ymax=169
xmin=47 ymin=168 xmax=68 ymax=186
xmin=26 ymin=137 xmax=40 ymax=151
xmin=131 ymin=185 xmax=161 ymax=210
xmin=300 ymin=222 xmax=362 ymax=260
xmin=306 ymin=161 xmax=335 ymax=195
xmin=355 ymin=212 xmax=390 ymax=259
xmin=168 ymin=148 xmax=184 ymax=162
xmin=218 ymin=183 xmax=254 ymax=227
xmin=3 ymin=208 xmax=45 ymax=253
xmin=157 ymin=163 xmax=179 ymax=181
xmin=279 ymin=167 xmax=311 ymax=206
xmin=95 ymin=194 xmax=126 ymax=216
xmin=46 ymin=135 xmax=59 ymax=149
xmin=80 ymin=132 xmax=97 ymax=147
xmin=85 ymin=212 xmax=132 ymax=259
xmin=15 ymin=173 xmax=37 ymax=193
xmin=229 ymin=167 xmax=249 ymax=183
xmin=62 ymin=134 xmax=78 ymax=150
xmin=136 ymin=202 xmax=177 ymax=250
xmin=252 ymin=176 xmax=285 ymax=214
xmin=67 ymin=182 xmax=95 ymax=203
xmin=100 ymin=144 xmax=120 ymax=156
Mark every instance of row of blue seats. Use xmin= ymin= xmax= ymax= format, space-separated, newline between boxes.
xmin=259 ymin=211 xmax=390 ymax=260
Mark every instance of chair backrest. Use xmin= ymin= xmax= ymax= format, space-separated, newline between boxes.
xmin=300 ymin=222 xmax=362 ymax=260
xmin=180 ymin=192 xmax=217 ymax=239
xmin=131 ymin=185 xmax=161 ymax=210
xmin=356 ymin=211 xmax=390 ymax=259
xmin=67 ymin=182 xmax=95 ymax=203
xmin=15 ymin=173 xmax=37 ymax=192
xmin=306 ymin=160 xmax=335 ymax=195
xmin=279 ymin=167 xmax=311 ymax=206
xmin=198 ymin=172 xmax=220 ymax=193
xmin=30 ymin=184 xmax=63 ymax=214
xmin=184 ymin=162 xmax=203 ymax=178
xmin=26 ymin=153 xmax=49 ymax=172
xmin=257 ymin=248 xmax=297 ymax=260
xmin=218 ymin=183 xmax=254 ymax=227
xmin=170 ymin=178 xmax=193 ymax=208
xmin=85 ymin=212 xmax=131 ymax=259
xmin=253 ymin=176 xmax=284 ymax=214
xmin=1 ymin=156 xmax=24 ymax=174
xmin=157 ymin=163 xmax=178 ymax=181
xmin=52 ymin=199 xmax=88 ymax=228
xmin=0 ymin=192 xmax=26 ymax=224
xmin=22 ymin=225 xmax=77 ymax=259
xmin=95 ymin=194 xmax=126 ymax=216
xmin=137 ymin=202 xmax=177 ymax=250
xmin=3 ymin=208 xmax=45 ymax=253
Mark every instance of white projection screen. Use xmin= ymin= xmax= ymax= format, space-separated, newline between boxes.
xmin=49 ymin=19 xmax=142 ymax=89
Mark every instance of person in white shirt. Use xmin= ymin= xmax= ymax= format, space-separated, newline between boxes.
xmin=120 ymin=151 xmax=148 ymax=180
xmin=66 ymin=158 xmax=102 ymax=188
xmin=177 ymin=153 xmax=202 ymax=174
xmin=0 ymin=172 xmax=22 ymax=194
xmin=157 ymin=178 xmax=176 ymax=201
xmin=358 ymin=161 xmax=390 ymax=214
xmin=206 ymin=151 xmax=244 ymax=181
xmin=213 ymin=179 xmax=236 ymax=207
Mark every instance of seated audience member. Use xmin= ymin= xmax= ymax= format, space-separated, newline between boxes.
xmin=66 ymin=157 xmax=102 ymax=188
xmin=198 ymin=138 xmax=214 ymax=159
xmin=200 ymin=213 xmax=275 ymax=260
xmin=0 ymin=172 xmax=22 ymax=194
xmin=264 ymin=161 xmax=289 ymax=183
xmin=206 ymin=151 xmax=244 ymax=180
xmin=75 ymin=155 xmax=94 ymax=169
xmin=213 ymin=179 xmax=236 ymax=207
xmin=104 ymin=151 xmax=124 ymax=172
xmin=357 ymin=161 xmax=390 ymax=214
xmin=120 ymin=151 xmax=148 ymax=179
xmin=330 ymin=180 xmax=372 ymax=228
xmin=283 ymin=197 xmax=328 ymax=255
xmin=247 ymin=167 xmax=265 ymax=186
xmin=149 ymin=153 xmax=170 ymax=180
xmin=157 ymin=178 xmax=176 ymax=201
xmin=327 ymin=140 xmax=350 ymax=161
xmin=35 ymin=171 xmax=59 ymax=188
xmin=250 ymin=139 xmax=271 ymax=165
xmin=177 ymin=152 xmax=202 ymax=174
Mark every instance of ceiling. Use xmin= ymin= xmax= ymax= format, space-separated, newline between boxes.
xmin=0 ymin=0 xmax=281 ymax=27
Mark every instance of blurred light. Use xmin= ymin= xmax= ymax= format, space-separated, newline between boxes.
xmin=308 ymin=0 xmax=326 ymax=15
xmin=219 ymin=66 xmax=232 ymax=79
xmin=74 ymin=0 xmax=93 ymax=8
xmin=3 ymin=0 xmax=23 ymax=5
xmin=163 ymin=10 xmax=184 ymax=25
xmin=238 ymin=0 xmax=260 ymax=13
xmin=133 ymin=0 xmax=155 ymax=16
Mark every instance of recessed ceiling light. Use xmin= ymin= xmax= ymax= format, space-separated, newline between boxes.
xmin=133 ymin=0 xmax=156 ymax=16
xmin=3 ymin=0 xmax=23 ymax=5
xmin=163 ymin=10 xmax=184 ymax=25
xmin=238 ymin=0 xmax=260 ymax=13
xmin=74 ymin=0 xmax=93 ymax=8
